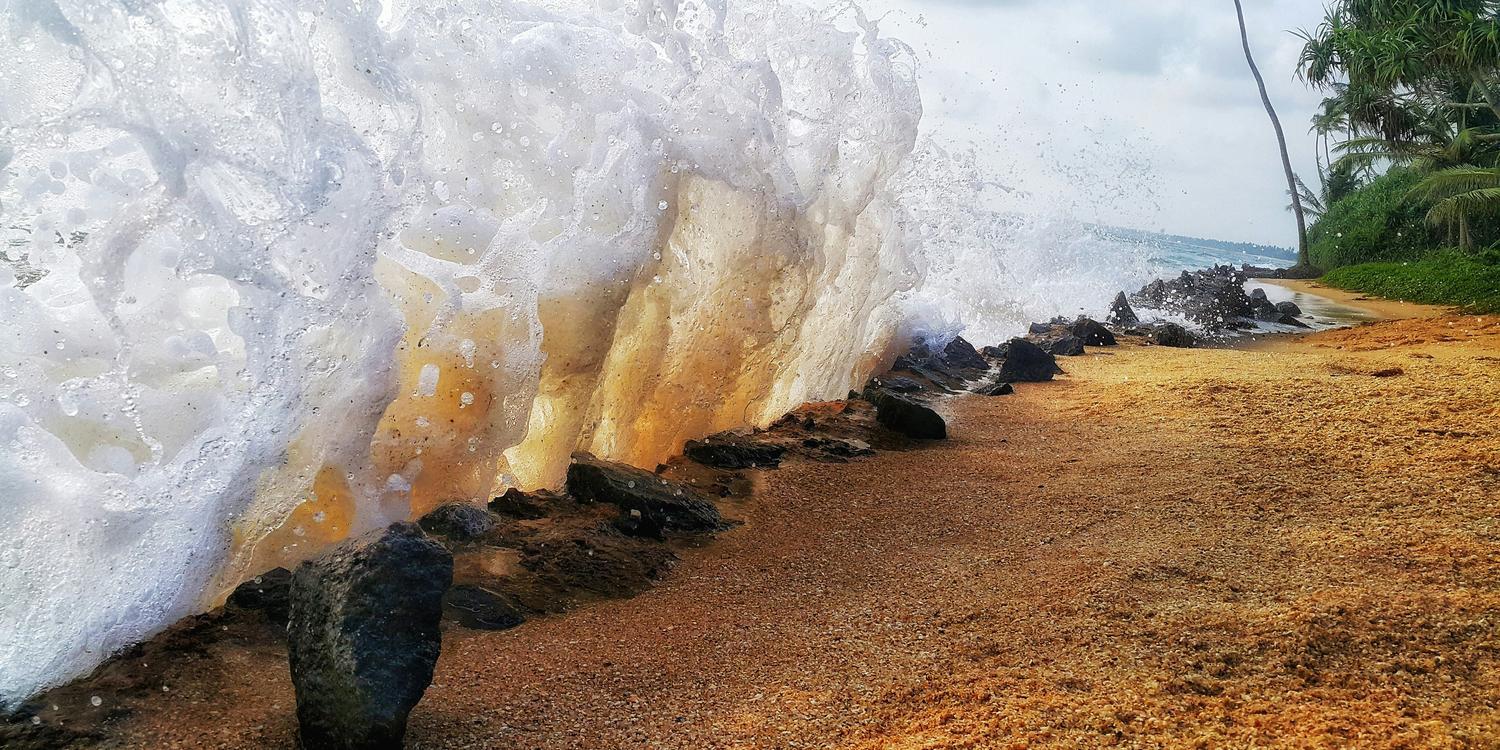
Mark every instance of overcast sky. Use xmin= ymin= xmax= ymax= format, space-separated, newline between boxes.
xmin=864 ymin=0 xmax=1328 ymax=248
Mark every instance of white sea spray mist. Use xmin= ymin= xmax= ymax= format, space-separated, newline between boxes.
xmin=0 ymin=0 xmax=1156 ymax=705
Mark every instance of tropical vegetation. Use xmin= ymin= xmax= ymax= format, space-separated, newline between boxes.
xmin=1292 ymin=0 xmax=1500 ymax=308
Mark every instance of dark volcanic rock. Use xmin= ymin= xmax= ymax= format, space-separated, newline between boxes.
xmin=1109 ymin=291 xmax=1140 ymax=327
xmin=613 ymin=507 xmax=667 ymax=539
xmin=997 ymin=338 xmax=1063 ymax=383
xmin=867 ymin=375 xmax=924 ymax=394
xmin=977 ymin=382 xmax=1015 ymax=396
xmin=684 ymin=433 xmax=787 ymax=469
xmin=1071 ymin=317 xmax=1117 ymax=347
xmin=227 ymin=566 xmax=292 ymax=624
xmin=1275 ymin=300 xmax=1302 ymax=317
xmin=418 ymin=502 xmax=498 ymax=543
xmin=890 ymin=335 xmax=990 ymax=388
xmin=1152 ymin=323 xmax=1196 ymax=348
xmin=938 ymin=336 xmax=990 ymax=372
xmin=980 ymin=344 xmax=1009 ymax=360
xmin=1130 ymin=265 xmax=1256 ymax=329
xmin=800 ymin=436 xmax=877 ymax=460
xmin=488 ymin=488 xmax=565 ymax=520
xmin=442 ymin=585 xmax=524 ymax=631
xmin=1048 ymin=334 xmax=1086 ymax=356
xmin=567 ymin=454 xmax=728 ymax=533
xmin=288 ymin=522 xmax=452 ymax=750
xmin=1027 ymin=322 xmax=1053 ymax=335
xmin=864 ymin=388 xmax=947 ymax=440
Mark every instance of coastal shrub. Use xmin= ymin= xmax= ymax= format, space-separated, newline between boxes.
xmin=1308 ymin=169 xmax=1433 ymax=270
xmin=1321 ymin=249 xmax=1500 ymax=313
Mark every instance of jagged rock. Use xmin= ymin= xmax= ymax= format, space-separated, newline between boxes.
xmin=938 ymin=336 xmax=990 ymax=372
xmin=977 ymin=382 xmax=1014 ymax=396
xmin=864 ymin=388 xmax=947 ymax=440
xmin=488 ymin=488 xmax=565 ymax=520
xmin=418 ymin=502 xmax=498 ymax=543
xmin=1071 ymin=317 xmax=1117 ymax=346
xmin=684 ymin=433 xmax=786 ymax=470
xmin=1027 ymin=322 xmax=1053 ymax=335
xmin=996 ymin=338 xmax=1063 ymax=383
xmin=1048 ymin=334 xmax=1086 ymax=356
xmin=867 ymin=375 xmax=924 ymax=394
xmin=891 ymin=335 xmax=989 ymax=388
xmin=1129 ymin=265 xmax=1256 ymax=329
xmin=1249 ymin=287 xmax=1269 ymax=304
xmin=1152 ymin=323 xmax=1195 ymax=348
xmin=613 ymin=507 xmax=666 ymax=539
xmin=799 ymin=436 xmax=876 ymax=462
xmin=980 ymin=344 xmax=1009 ymax=360
xmin=1108 ymin=292 xmax=1140 ymax=327
xmin=1275 ymin=300 xmax=1302 ymax=317
xmin=1252 ymin=301 xmax=1282 ymax=322
xmin=227 ymin=566 xmax=293 ymax=625
xmin=567 ymin=454 xmax=727 ymax=533
xmin=1278 ymin=314 xmax=1311 ymax=328
xmin=442 ymin=585 xmax=524 ymax=631
xmin=288 ymin=523 xmax=452 ymax=750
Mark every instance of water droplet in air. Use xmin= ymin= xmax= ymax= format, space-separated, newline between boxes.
xmin=658 ymin=200 xmax=669 ymax=211
xmin=90 ymin=696 xmax=102 ymax=707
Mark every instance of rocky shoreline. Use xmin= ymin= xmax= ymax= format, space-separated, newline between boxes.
xmin=0 ymin=267 xmax=1321 ymax=750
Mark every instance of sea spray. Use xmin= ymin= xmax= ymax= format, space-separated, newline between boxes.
xmin=0 ymin=0 xmax=932 ymax=704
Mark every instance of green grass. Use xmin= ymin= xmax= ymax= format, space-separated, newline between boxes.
xmin=1321 ymin=250 xmax=1500 ymax=313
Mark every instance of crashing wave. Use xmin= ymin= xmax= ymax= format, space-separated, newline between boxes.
xmin=0 ymin=0 xmax=1154 ymax=705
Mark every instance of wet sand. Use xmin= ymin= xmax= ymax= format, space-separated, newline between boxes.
xmin=1258 ymin=278 xmax=1448 ymax=322
xmin=92 ymin=310 xmax=1500 ymax=748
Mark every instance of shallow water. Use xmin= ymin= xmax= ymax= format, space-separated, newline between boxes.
xmin=1246 ymin=281 xmax=1382 ymax=330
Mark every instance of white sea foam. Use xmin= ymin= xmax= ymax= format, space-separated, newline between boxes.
xmin=0 ymin=0 xmax=1153 ymax=704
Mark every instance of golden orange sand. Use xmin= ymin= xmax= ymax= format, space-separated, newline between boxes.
xmin=105 ymin=312 xmax=1500 ymax=749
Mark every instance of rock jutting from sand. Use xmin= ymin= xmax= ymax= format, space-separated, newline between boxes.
xmin=997 ymin=339 xmax=1065 ymax=383
xmin=567 ymin=454 xmax=730 ymax=533
xmin=288 ymin=523 xmax=452 ymax=750
xmin=863 ymin=388 xmax=949 ymax=440
xmin=1109 ymin=292 xmax=1141 ymax=327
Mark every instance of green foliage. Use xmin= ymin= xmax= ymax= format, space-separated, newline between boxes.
xmin=1321 ymin=249 xmax=1500 ymax=312
xmin=1308 ymin=169 xmax=1435 ymax=268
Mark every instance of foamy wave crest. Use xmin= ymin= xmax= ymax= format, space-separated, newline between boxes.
xmin=0 ymin=0 xmax=929 ymax=703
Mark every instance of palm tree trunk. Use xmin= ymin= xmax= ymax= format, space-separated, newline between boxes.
xmin=1234 ymin=0 xmax=1310 ymax=268
xmin=1460 ymin=214 xmax=1473 ymax=251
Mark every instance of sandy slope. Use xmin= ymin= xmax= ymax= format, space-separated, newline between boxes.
xmin=108 ymin=313 xmax=1500 ymax=749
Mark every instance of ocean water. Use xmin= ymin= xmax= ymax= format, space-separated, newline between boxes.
xmin=0 ymin=0 xmax=1287 ymax=704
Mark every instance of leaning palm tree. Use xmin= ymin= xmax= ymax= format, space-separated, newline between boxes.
xmin=1234 ymin=0 xmax=1310 ymax=269
xmin=1407 ymin=167 xmax=1500 ymax=250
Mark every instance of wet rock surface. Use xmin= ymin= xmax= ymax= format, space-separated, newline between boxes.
xmin=288 ymin=522 xmax=452 ymax=750
xmin=568 ymin=454 xmax=730 ymax=534
xmin=227 ymin=566 xmax=293 ymax=625
xmin=1048 ymin=333 xmax=1086 ymax=357
xmin=418 ymin=502 xmax=500 ymax=543
xmin=1071 ymin=317 xmax=1117 ymax=347
xmin=863 ymin=388 xmax=948 ymax=440
xmin=683 ymin=434 xmax=787 ymax=470
xmin=1125 ymin=265 xmax=1311 ymax=334
xmin=1152 ymin=323 xmax=1196 ymax=348
xmin=997 ymin=338 xmax=1064 ymax=383
xmin=1108 ymin=291 xmax=1140 ymax=327
xmin=442 ymin=585 xmax=525 ymax=631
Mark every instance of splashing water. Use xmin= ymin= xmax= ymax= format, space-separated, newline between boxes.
xmin=0 ymin=0 xmax=1155 ymax=704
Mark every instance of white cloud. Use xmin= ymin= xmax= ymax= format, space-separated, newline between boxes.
xmin=864 ymin=0 xmax=1328 ymax=247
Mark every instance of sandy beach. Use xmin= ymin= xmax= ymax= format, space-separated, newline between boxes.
xmin=56 ymin=300 xmax=1494 ymax=749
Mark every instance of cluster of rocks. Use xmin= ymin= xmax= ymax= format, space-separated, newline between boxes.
xmin=1127 ymin=265 xmax=1309 ymax=333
